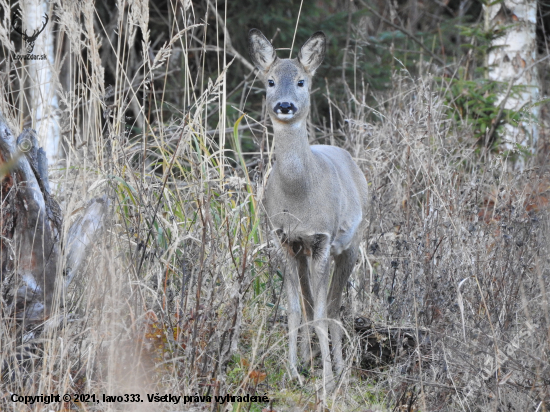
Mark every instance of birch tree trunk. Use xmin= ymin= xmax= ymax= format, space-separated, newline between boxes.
xmin=485 ymin=0 xmax=540 ymax=155
xmin=24 ymin=0 xmax=60 ymax=162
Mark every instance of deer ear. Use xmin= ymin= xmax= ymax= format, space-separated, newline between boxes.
xmin=248 ymin=29 xmax=277 ymax=72
xmin=297 ymin=31 xmax=326 ymax=75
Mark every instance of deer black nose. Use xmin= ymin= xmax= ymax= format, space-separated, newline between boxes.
xmin=275 ymin=102 xmax=296 ymax=114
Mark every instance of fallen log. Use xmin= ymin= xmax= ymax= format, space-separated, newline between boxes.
xmin=355 ymin=316 xmax=432 ymax=370
xmin=0 ymin=111 xmax=108 ymax=327
xmin=0 ymin=118 xmax=60 ymax=323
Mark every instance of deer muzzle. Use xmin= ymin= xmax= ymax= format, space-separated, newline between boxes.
xmin=274 ymin=102 xmax=297 ymax=119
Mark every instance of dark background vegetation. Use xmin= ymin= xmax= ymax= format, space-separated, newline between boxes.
xmin=82 ymin=0 xmax=550 ymax=158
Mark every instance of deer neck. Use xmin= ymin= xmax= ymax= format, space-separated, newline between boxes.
xmin=272 ymin=119 xmax=315 ymax=194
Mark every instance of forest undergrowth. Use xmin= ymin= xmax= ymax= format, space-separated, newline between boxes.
xmin=0 ymin=1 xmax=549 ymax=411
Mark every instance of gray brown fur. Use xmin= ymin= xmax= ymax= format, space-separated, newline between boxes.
xmin=248 ymin=29 xmax=369 ymax=392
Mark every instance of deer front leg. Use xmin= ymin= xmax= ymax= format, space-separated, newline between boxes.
xmin=297 ymin=254 xmax=315 ymax=364
xmin=313 ymin=273 xmax=334 ymax=394
xmin=311 ymin=237 xmax=335 ymax=393
xmin=284 ymin=255 xmax=302 ymax=381
xmin=328 ymin=317 xmax=345 ymax=379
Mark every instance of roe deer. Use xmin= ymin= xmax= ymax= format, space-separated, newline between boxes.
xmin=248 ymin=29 xmax=369 ymax=391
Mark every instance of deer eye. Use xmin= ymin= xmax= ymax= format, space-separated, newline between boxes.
xmin=268 ymin=80 xmax=275 ymax=87
xmin=297 ymin=80 xmax=305 ymax=87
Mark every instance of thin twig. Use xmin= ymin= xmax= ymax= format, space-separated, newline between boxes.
xmin=289 ymin=0 xmax=305 ymax=59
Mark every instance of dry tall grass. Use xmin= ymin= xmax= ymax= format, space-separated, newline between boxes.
xmin=347 ymin=73 xmax=550 ymax=410
xmin=0 ymin=1 xmax=549 ymax=411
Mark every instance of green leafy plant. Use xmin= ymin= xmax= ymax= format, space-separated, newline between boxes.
xmin=443 ymin=76 xmax=523 ymax=149
xmin=440 ymin=22 xmax=527 ymax=151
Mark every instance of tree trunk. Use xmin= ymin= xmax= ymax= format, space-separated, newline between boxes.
xmin=0 ymin=112 xmax=108 ymax=327
xmin=24 ymin=0 xmax=60 ymax=161
xmin=485 ymin=0 xmax=540 ymax=155
xmin=0 ymin=119 xmax=60 ymax=323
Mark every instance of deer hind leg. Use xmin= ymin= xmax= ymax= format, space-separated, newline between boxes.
xmin=280 ymin=237 xmax=314 ymax=377
xmin=297 ymin=252 xmax=316 ymax=365
xmin=328 ymin=243 xmax=359 ymax=377
xmin=283 ymin=253 xmax=302 ymax=380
